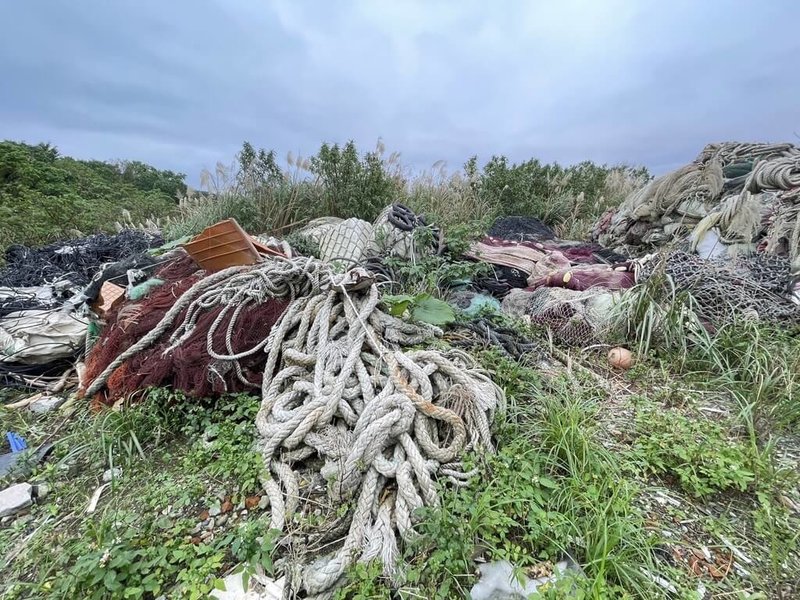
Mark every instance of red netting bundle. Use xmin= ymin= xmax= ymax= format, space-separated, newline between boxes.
xmin=82 ymin=274 xmax=204 ymax=388
xmin=82 ymin=251 xmax=290 ymax=407
xmin=100 ymin=298 xmax=287 ymax=404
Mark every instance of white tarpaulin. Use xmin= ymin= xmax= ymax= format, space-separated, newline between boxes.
xmin=0 ymin=308 xmax=88 ymax=364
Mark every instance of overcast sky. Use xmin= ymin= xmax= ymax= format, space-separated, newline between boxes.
xmin=1 ymin=1 xmax=798 ymax=183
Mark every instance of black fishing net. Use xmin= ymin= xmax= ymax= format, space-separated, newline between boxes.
xmin=488 ymin=216 xmax=557 ymax=242
xmin=639 ymin=251 xmax=800 ymax=327
xmin=0 ymin=230 xmax=160 ymax=289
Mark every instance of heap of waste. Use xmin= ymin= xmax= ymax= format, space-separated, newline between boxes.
xmin=2 ymin=142 xmax=799 ymax=596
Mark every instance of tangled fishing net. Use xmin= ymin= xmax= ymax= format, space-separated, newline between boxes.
xmin=82 ymin=252 xmax=288 ymax=404
xmin=0 ymin=230 xmax=160 ymax=318
xmin=594 ymin=142 xmax=800 ymax=267
xmin=639 ymin=251 xmax=800 ymax=327
xmin=501 ymin=287 xmax=618 ymax=346
xmin=83 ymin=256 xmax=504 ymax=595
xmin=0 ymin=230 xmax=158 ymax=290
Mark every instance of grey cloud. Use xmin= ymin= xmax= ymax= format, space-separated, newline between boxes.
xmin=0 ymin=0 xmax=798 ymax=183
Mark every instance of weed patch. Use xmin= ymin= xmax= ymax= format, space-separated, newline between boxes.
xmin=631 ymin=408 xmax=759 ymax=497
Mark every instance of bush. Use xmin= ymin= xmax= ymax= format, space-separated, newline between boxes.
xmin=0 ymin=141 xmax=184 ymax=251
xmin=2 ymin=138 xmax=649 ymax=249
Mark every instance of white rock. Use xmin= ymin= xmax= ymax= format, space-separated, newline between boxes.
xmin=0 ymin=482 xmax=33 ymax=517
xmin=102 ymin=468 xmax=122 ymax=483
xmin=28 ymin=395 xmax=65 ymax=414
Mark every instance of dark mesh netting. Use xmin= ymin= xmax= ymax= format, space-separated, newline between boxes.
xmin=82 ymin=275 xmax=203 ymax=397
xmin=488 ymin=216 xmax=557 ymax=242
xmin=0 ymin=230 xmax=159 ymax=289
xmin=639 ymin=251 xmax=800 ymax=327
xmin=97 ymin=299 xmax=287 ymax=405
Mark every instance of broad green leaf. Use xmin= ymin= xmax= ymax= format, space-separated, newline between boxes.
xmin=411 ymin=295 xmax=455 ymax=325
xmin=382 ymin=294 xmax=414 ymax=317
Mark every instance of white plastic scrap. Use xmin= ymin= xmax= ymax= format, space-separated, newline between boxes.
xmin=469 ymin=559 xmax=579 ymax=600
xmin=0 ymin=308 xmax=88 ymax=364
xmin=210 ymin=569 xmax=284 ymax=600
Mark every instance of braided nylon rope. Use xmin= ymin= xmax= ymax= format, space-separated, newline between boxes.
xmin=255 ymin=277 xmax=504 ymax=595
xmin=82 ymin=256 xmax=504 ymax=596
xmin=595 ymin=142 xmax=800 ymax=265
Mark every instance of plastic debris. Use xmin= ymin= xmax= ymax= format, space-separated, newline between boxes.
xmin=469 ymin=559 xmax=581 ymax=600
xmin=127 ymin=277 xmax=165 ymax=301
xmin=7 ymin=432 xmax=27 ymax=453
xmin=210 ymin=570 xmax=285 ymax=600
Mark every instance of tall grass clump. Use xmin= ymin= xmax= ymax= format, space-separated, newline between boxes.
xmin=405 ymin=161 xmax=498 ymax=231
xmin=689 ymin=319 xmax=800 ymax=430
xmin=613 ymin=255 xmax=800 ymax=431
xmin=611 ymin=258 xmax=711 ymax=359
xmin=164 ymin=140 xmax=404 ymax=241
xmin=162 ymin=139 xmax=650 ymax=243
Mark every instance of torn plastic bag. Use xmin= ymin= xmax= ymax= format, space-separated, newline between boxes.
xmin=0 ymin=308 xmax=88 ymax=364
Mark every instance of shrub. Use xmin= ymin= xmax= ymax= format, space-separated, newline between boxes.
xmin=0 ymin=141 xmax=183 ymax=251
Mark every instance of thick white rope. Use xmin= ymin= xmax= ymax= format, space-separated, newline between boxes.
xmin=254 ymin=275 xmax=505 ymax=595
xmin=82 ymin=255 xmax=505 ymax=596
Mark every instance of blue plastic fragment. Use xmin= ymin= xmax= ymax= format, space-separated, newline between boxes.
xmin=6 ymin=432 xmax=27 ymax=453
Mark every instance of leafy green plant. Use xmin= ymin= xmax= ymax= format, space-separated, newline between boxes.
xmin=382 ymin=292 xmax=455 ymax=325
xmin=0 ymin=141 xmax=182 ymax=252
xmin=631 ymin=408 xmax=758 ymax=497
xmin=335 ymin=561 xmax=392 ymax=600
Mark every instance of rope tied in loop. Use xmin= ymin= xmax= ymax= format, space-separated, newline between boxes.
xmin=255 ymin=273 xmax=504 ymax=595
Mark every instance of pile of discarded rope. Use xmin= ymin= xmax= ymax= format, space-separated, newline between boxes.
xmin=83 ymin=256 xmax=504 ymax=596
xmin=594 ymin=142 xmax=800 ymax=267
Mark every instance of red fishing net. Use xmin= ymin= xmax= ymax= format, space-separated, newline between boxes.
xmin=83 ymin=251 xmax=289 ymax=407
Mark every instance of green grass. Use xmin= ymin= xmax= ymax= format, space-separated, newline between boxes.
xmin=348 ymin=363 xmax=663 ymax=599
xmin=0 ymin=391 xmax=276 ymax=600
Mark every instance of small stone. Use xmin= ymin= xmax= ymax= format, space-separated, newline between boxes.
xmin=33 ymin=483 xmax=50 ymax=500
xmin=245 ymin=495 xmax=260 ymax=510
xmin=208 ymin=503 xmax=221 ymax=517
xmin=102 ymin=468 xmax=122 ymax=483
xmin=191 ymin=536 xmax=201 ymax=544
xmin=0 ymin=482 xmax=33 ymax=517
xmin=28 ymin=395 xmax=65 ymax=414
xmin=200 ymin=530 xmax=212 ymax=541
xmin=221 ymin=499 xmax=233 ymax=514
xmin=258 ymin=496 xmax=269 ymax=510
xmin=206 ymin=517 xmax=215 ymax=530
xmin=216 ymin=514 xmax=228 ymax=527
xmin=241 ymin=509 xmax=248 ymax=516
xmin=198 ymin=509 xmax=209 ymax=521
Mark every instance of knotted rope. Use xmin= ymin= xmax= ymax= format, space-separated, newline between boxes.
xmin=82 ymin=256 xmax=505 ymax=596
xmin=255 ymin=274 xmax=504 ymax=596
